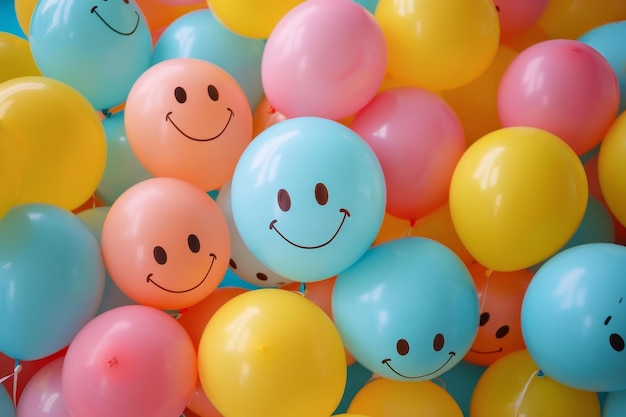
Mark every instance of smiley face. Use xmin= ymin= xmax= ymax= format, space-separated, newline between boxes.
xmin=382 ymin=335 xmax=456 ymax=379
xmin=125 ymin=57 xmax=253 ymax=192
xmin=90 ymin=0 xmax=140 ymax=36
xmin=101 ymin=177 xmax=231 ymax=311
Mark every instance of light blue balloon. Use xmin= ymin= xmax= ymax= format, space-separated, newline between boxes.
xmin=353 ymin=0 xmax=379 ymax=14
xmin=152 ymin=9 xmax=265 ymax=110
xmin=332 ymin=237 xmax=480 ymax=381
xmin=0 ymin=386 xmax=14 ymax=417
xmin=96 ymin=111 xmax=152 ymax=205
xmin=230 ymin=116 xmax=386 ymax=282
xmin=522 ymin=243 xmax=626 ymax=392
xmin=29 ymin=0 xmax=152 ymax=111
xmin=0 ymin=204 xmax=105 ymax=361
xmin=435 ymin=360 xmax=486 ymax=417
xmin=0 ymin=0 xmax=25 ymax=39
xmin=604 ymin=389 xmax=626 ymax=417
xmin=579 ymin=21 xmax=626 ymax=115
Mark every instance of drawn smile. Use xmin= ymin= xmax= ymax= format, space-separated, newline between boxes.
xmin=269 ymin=208 xmax=350 ymax=249
xmin=146 ymin=253 xmax=216 ymax=293
xmin=470 ymin=347 xmax=503 ymax=354
xmin=381 ymin=352 xmax=456 ymax=379
xmin=91 ymin=6 xmax=140 ymax=36
xmin=166 ymin=108 xmax=234 ymax=142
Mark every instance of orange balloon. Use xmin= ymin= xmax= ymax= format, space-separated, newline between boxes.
xmin=252 ymin=96 xmax=287 ymax=138
xmin=464 ymin=263 xmax=533 ymax=366
xmin=538 ymin=0 xmax=626 ymax=40
xmin=71 ymin=194 xmax=106 ymax=215
xmin=501 ymin=24 xmax=551 ymax=52
xmin=372 ymin=212 xmax=412 ymax=246
xmin=134 ymin=0 xmax=207 ymax=32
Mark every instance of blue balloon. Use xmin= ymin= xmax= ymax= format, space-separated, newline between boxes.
xmin=353 ymin=0 xmax=379 ymax=14
xmin=219 ymin=268 xmax=263 ymax=291
xmin=522 ymin=243 xmax=626 ymax=392
xmin=29 ymin=0 xmax=152 ymax=111
xmin=0 ymin=204 xmax=105 ymax=360
xmin=0 ymin=0 xmax=26 ymax=39
xmin=332 ymin=237 xmax=480 ymax=381
xmin=230 ymin=116 xmax=386 ymax=282
xmin=152 ymin=9 xmax=265 ymax=110
xmin=0 ymin=385 xmax=14 ymax=417
xmin=604 ymin=389 xmax=626 ymax=417
xmin=579 ymin=21 xmax=626 ymax=115
xmin=435 ymin=360 xmax=487 ymax=417
xmin=96 ymin=112 xmax=152 ymax=205
xmin=334 ymin=361 xmax=374 ymax=414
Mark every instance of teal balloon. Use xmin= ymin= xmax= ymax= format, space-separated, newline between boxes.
xmin=334 ymin=361 xmax=373 ymax=414
xmin=29 ymin=0 xmax=152 ymax=111
xmin=604 ymin=389 xmax=626 ymax=417
xmin=435 ymin=360 xmax=486 ymax=417
xmin=152 ymin=9 xmax=265 ymax=110
xmin=0 ymin=0 xmax=25 ymax=39
xmin=0 ymin=386 xmax=14 ymax=417
xmin=353 ymin=0 xmax=379 ymax=14
xmin=522 ymin=243 xmax=626 ymax=392
xmin=579 ymin=21 xmax=626 ymax=115
xmin=332 ymin=237 xmax=479 ymax=381
xmin=218 ymin=268 xmax=262 ymax=291
xmin=230 ymin=116 xmax=386 ymax=282
xmin=0 ymin=204 xmax=105 ymax=361
xmin=96 ymin=112 xmax=152 ymax=205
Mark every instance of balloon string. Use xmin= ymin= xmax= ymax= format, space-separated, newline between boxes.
xmin=0 ymin=360 xmax=22 ymax=408
xmin=101 ymin=108 xmax=113 ymax=118
xmin=401 ymin=219 xmax=416 ymax=238
xmin=298 ymin=281 xmax=307 ymax=296
xmin=479 ymin=268 xmax=493 ymax=313
xmin=514 ymin=369 xmax=540 ymax=417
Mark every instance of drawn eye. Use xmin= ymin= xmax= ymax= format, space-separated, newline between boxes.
xmin=433 ymin=333 xmax=445 ymax=352
xmin=610 ymin=333 xmax=625 ymax=352
xmin=256 ymin=273 xmax=268 ymax=281
xmin=277 ymin=189 xmax=291 ymax=211
xmin=174 ymin=87 xmax=187 ymax=103
xmin=396 ymin=339 xmax=409 ymax=356
xmin=495 ymin=325 xmax=510 ymax=339
xmin=315 ymin=183 xmax=328 ymax=205
xmin=208 ymin=85 xmax=219 ymax=101
xmin=153 ymin=246 xmax=167 ymax=265
xmin=188 ymin=234 xmax=200 ymax=253
xmin=229 ymin=258 xmax=237 ymax=269
xmin=479 ymin=312 xmax=490 ymax=326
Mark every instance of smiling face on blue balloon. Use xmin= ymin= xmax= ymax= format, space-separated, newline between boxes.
xmin=230 ymin=117 xmax=386 ymax=282
xmin=90 ymin=0 xmax=141 ymax=36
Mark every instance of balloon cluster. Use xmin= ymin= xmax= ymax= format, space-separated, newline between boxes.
xmin=1 ymin=0 xmax=626 ymax=416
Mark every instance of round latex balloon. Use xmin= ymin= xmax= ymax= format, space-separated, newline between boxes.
xmin=0 ymin=123 xmax=23 ymax=219
xmin=0 ymin=204 xmax=105 ymax=360
xmin=494 ymin=0 xmax=550 ymax=39
xmin=14 ymin=0 xmax=37 ymax=36
xmin=262 ymin=0 xmax=387 ymax=120
xmin=351 ymin=87 xmax=465 ymax=221
xmin=449 ymin=127 xmax=588 ymax=272
xmin=604 ymin=389 xmax=626 ymax=417
xmin=374 ymin=0 xmax=500 ymax=91
xmin=599 ymin=110 xmax=626 ymax=228
xmin=62 ymin=305 xmax=197 ymax=417
xmin=0 ymin=76 xmax=107 ymax=211
xmin=197 ymin=289 xmax=347 ymax=417
xmin=101 ymin=177 xmax=231 ymax=311
xmin=0 ymin=386 xmax=14 ymax=417
xmin=521 ymin=243 xmax=626 ymax=392
xmin=498 ymin=39 xmax=620 ymax=156
xmin=436 ymin=360 xmax=486 ymax=417
xmin=230 ymin=117 xmax=386 ymax=282
xmin=0 ymin=32 xmax=40 ymax=83
xmin=537 ymin=0 xmax=626 ymax=40
xmin=16 ymin=357 xmax=71 ymax=417
xmin=125 ymin=57 xmax=253 ymax=192
xmin=333 ymin=237 xmax=479 ymax=381
xmin=29 ymin=0 xmax=152 ymax=111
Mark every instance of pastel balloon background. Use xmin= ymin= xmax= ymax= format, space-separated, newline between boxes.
xmin=152 ymin=9 xmax=266 ymax=110
xmin=101 ymin=177 xmax=231 ymax=311
xmin=599 ymin=110 xmax=626 ymax=228
xmin=0 ymin=0 xmax=24 ymax=38
xmin=521 ymin=243 xmax=626 ymax=392
xmin=0 ymin=33 xmax=40 ymax=83
xmin=0 ymin=204 xmax=105 ymax=361
xmin=230 ymin=116 xmax=386 ymax=282
xmin=0 ymin=386 xmax=14 ymax=417
xmin=124 ymin=57 xmax=253 ymax=192
xmin=0 ymin=122 xmax=23 ymax=220
xmin=537 ymin=0 xmax=626 ymax=40
xmin=604 ymin=389 xmax=626 ymax=417
xmin=29 ymin=0 xmax=152 ymax=111
xmin=16 ymin=357 xmax=71 ymax=417
xmin=436 ymin=360 xmax=487 ymax=417
xmin=262 ymin=0 xmax=387 ymax=120
xmin=494 ymin=0 xmax=550 ymax=39
xmin=333 ymin=237 xmax=479 ymax=381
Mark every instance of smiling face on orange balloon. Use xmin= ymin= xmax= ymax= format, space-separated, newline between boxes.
xmin=124 ymin=57 xmax=253 ymax=192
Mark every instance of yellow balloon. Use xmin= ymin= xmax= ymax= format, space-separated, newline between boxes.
xmin=208 ymin=0 xmax=305 ymax=39
xmin=374 ymin=0 xmax=500 ymax=91
xmin=14 ymin=0 xmax=38 ymax=37
xmin=197 ymin=288 xmax=347 ymax=417
xmin=598 ymin=111 xmax=626 ymax=228
xmin=348 ymin=378 xmax=463 ymax=417
xmin=449 ymin=127 xmax=588 ymax=272
xmin=538 ymin=0 xmax=626 ymax=40
xmin=470 ymin=350 xmax=601 ymax=417
xmin=0 ymin=122 xmax=23 ymax=219
xmin=0 ymin=76 xmax=107 ymax=210
xmin=0 ymin=33 xmax=41 ymax=84
xmin=334 ymin=414 xmax=371 ymax=417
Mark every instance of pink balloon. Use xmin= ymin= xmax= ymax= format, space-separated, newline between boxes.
xmin=61 ymin=305 xmax=196 ymax=417
xmin=494 ymin=0 xmax=550 ymax=38
xmin=261 ymin=0 xmax=387 ymax=120
xmin=351 ymin=87 xmax=466 ymax=221
xmin=16 ymin=357 xmax=71 ymax=417
xmin=498 ymin=39 xmax=620 ymax=156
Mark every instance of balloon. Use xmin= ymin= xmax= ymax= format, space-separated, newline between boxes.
xmin=16 ymin=357 xmax=71 ymax=417
xmin=0 ymin=386 xmax=14 ymax=417
xmin=579 ymin=20 xmax=626 ymax=115
xmin=334 ymin=362 xmax=373 ymax=415
xmin=537 ymin=0 xmax=626 ymax=40
xmin=333 ymin=237 xmax=479 ymax=381
xmin=470 ymin=350 xmax=601 ymax=417
xmin=0 ymin=122 xmax=23 ymax=219
xmin=604 ymin=389 xmax=626 ymax=417
xmin=186 ymin=379 xmax=223 ymax=417
xmin=521 ymin=243 xmax=626 ymax=392
xmin=599 ymin=109 xmax=626 ymax=228
xmin=208 ymin=0 xmax=305 ymax=39
xmin=464 ymin=263 xmax=533 ymax=366
xmin=216 ymin=181 xmax=293 ymax=287
xmin=218 ymin=268 xmax=263 ymax=290
xmin=262 ymin=0 xmax=387 ymax=120
xmin=95 ymin=112 xmax=152 ymax=205
xmin=494 ymin=0 xmax=550 ymax=39
xmin=29 ymin=0 xmax=152 ymax=111
xmin=443 ymin=45 xmax=518 ymax=146
xmin=230 ymin=117 xmax=386 ymax=282
xmin=197 ymin=289 xmax=347 ymax=417
xmin=0 ymin=204 xmax=105 ymax=360
xmin=500 ymin=24 xmax=551 ymax=52
xmin=353 ymin=0 xmax=378 ymax=14
xmin=134 ymin=0 xmax=207 ymax=33
xmin=497 ymin=39 xmax=620 ymax=156
xmin=101 ymin=177 xmax=231 ymax=311
xmin=348 ymin=377 xmax=463 ymax=417
xmin=156 ymin=0 xmax=204 ymax=5
xmin=125 ymin=57 xmax=253 ymax=192
xmin=0 ymin=33 xmax=40 ymax=83
xmin=436 ymin=360 xmax=486 ymax=417
xmin=372 ymin=213 xmax=411 ymax=246
xmin=252 ymin=97 xmax=288 ymax=138
xmin=351 ymin=87 xmax=465 ymax=220
xmin=0 ymin=76 xmax=107 ymax=211
xmin=61 ymin=305 xmax=197 ymax=417
xmin=14 ymin=0 xmax=38 ymax=36
xmin=374 ymin=0 xmax=500 ymax=91
xmin=449 ymin=127 xmax=588 ymax=272
xmin=152 ymin=9 xmax=266 ymax=110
